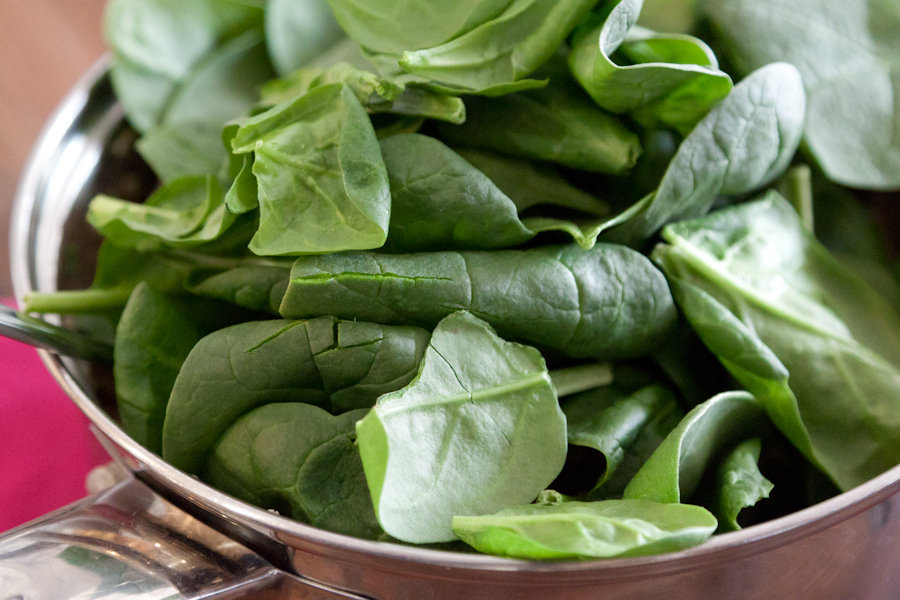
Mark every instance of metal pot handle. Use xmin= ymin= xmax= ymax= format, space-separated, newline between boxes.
xmin=0 ymin=470 xmax=372 ymax=600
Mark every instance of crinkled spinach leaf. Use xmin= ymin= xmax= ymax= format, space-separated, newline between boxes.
xmin=713 ymin=437 xmax=773 ymax=532
xmin=88 ymin=176 xmax=238 ymax=250
xmin=162 ymin=316 xmax=430 ymax=474
xmin=452 ymin=498 xmax=717 ymax=559
xmin=355 ymin=311 xmax=566 ymax=543
xmin=232 ymin=83 xmax=391 ymax=256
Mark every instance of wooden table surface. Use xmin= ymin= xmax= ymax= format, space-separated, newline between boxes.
xmin=0 ymin=0 xmax=107 ymax=297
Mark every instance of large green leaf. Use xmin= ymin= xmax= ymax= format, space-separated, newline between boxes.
xmin=232 ymin=83 xmax=391 ymax=255
xmin=324 ymin=0 xmax=515 ymax=55
xmin=569 ymin=0 xmax=732 ymax=134
xmin=355 ymin=311 xmax=566 ymax=543
xmin=701 ymin=0 xmax=900 ymax=190
xmin=280 ymin=243 xmax=677 ymax=360
xmin=653 ymin=192 xmax=900 ymax=490
xmin=453 ymin=498 xmax=717 ymax=559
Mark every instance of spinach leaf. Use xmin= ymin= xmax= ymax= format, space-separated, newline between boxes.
xmin=355 ymin=311 xmax=566 ymax=543
xmin=380 ymin=135 xmax=620 ymax=251
xmin=624 ymin=391 xmax=766 ymax=503
xmin=259 ymin=63 xmax=466 ymax=124
xmin=324 ymin=0 xmax=515 ymax=55
xmin=265 ymin=0 xmax=345 ymax=76
xmin=136 ymin=31 xmax=275 ymax=181
xmin=603 ymin=62 xmax=806 ymax=245
xmin=569 ymin=0 xmax=732 ymax=135
xmin=438 ymin=71 xmax=642 ymax=174
xmin=280 ymin=243 xmax=677 ymax=360
xmin=88 ymin=176 xmax=238 ymax=250
xmin=184 ymin=259 xmax=293 ymax=314
xmin=105 ymin=0 xmax=263 ymax=132
xmin=399 ymin=0 xmax=601 ymax=92
xmin=713 ymin=437 xmax=773 ymax=532
xmin=205 ymin=404 xmax=383 ymax=539
xmin=562 ymin=384 xmax=683 ymax=495
xmin=232 ymin=83 xmax=391 ymax=256
xmin=114 ymin=283 xmax=256 ymax=453
xmin=653 ymin=192 xmax=900 ymax=490
xmin=458 ymin=149 xmax=608 ymax=216
xmin=162 ymin=317 xmax=430 ymax=474
xmin=452 ymin=498 xmax=717 ymax=559
xmin=701 ymin=0 xmax=900 ymax=190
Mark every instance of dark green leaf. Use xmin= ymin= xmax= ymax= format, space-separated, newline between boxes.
xmin=280 ymin=243 xmax=677 ymax=360
xmin=205 ymin=404 xmax=383 ymax=539
xmin=713 ymin=438 xmax=773 ymax=532
xmin=562 ymin=384 xmax=683 ymax=494
xmin=162 ymin=317 xmax=430 ymax=474
xmin=603 ymin=62 xmax=806 ymax=245
xmin=438 ymin=71 xmax=642 ymax=174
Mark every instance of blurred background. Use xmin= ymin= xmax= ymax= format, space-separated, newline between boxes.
xmin=1 ymin=0 xmax=109 ymax=532
xmin=1 ymin=0 xmax=107 ymax=297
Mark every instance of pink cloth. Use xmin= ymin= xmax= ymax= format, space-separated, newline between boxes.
xmin=0 ymin=299 xmax=108 ymax=532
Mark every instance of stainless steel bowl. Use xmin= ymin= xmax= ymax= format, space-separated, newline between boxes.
xmin=8 ymin=59 xmax=900 ymax=600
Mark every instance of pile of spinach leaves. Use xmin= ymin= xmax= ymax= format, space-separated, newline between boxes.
xmin=25 ymin=0 xmax=900 ymax=560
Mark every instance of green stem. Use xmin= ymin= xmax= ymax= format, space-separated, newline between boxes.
xmin=24 ymin=286 xmax=135 ymax=315
xmin=550 ymin=363 xmax=613 ymax=398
